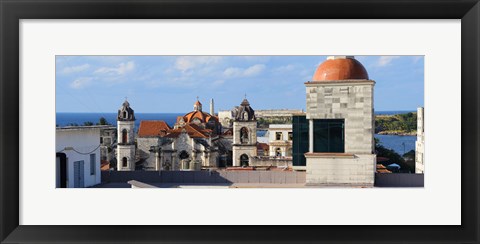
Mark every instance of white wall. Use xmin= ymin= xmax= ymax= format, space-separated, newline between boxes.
xmin=56 ymin=128 xmax=101 ymax=188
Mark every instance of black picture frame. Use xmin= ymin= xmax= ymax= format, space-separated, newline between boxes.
xmin=1 ymin=0 xmax=479 ymax=243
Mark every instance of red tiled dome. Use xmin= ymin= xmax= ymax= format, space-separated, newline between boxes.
xmin=312 ymin=57 xmax=369 ymax=81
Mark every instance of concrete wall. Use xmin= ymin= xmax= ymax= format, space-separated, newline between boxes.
xmin=56 ymin=127 xmax=101 ymax=188
xmin=375 ymin=173 xmax=424 ymax=187
xmin=305 ymin=154 xmax=375 ymax=186
xmin=103 ymin=170 xmax=306 ymax=184
xmin=305 ymin=82 xmax=375 ymax=154
xmin=250 ymin=157 xmax=292 ymax=167
xmin=255 ymin=109 xmax=303 ymax=117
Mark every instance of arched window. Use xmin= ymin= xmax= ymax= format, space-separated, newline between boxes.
xmin=243 ymin=111 xmax=249 ymax=120
xmin=276 ymin=132 xmax=283 ymax=140
xmin=122 ymin=157 xmax=128 ymax=168
xmin=240 ymin=127 xmax=249 ymax=144
xmin=179 ymin=150 xmax=189 ymax=160
xmin=122 ymin=129 xmax=127 ymax=144
xmin=276 ymin=148 xmax=282 ymax=157
xmin=123 ymin=111 xmax=127 ymax=118
xmin=287 ymin=148 xmax=293 ymax=157
xmin=240 ymin=154 xmax=249 ymax=167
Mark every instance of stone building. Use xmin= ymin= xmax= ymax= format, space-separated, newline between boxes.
xmin=299 ymin=56 xmax=376 ymax=186
xmin=116 ymin=99 xmax=136 ymax=171
xmin=136 ymin=99 xmax=220 ymax=171
xmin=232 ymin=98 xmax=257 ymax=166
xmin=99 ymin=126 xmax=116 ymax=163
xmin=415 ymin=107 xmax=425 ymax=174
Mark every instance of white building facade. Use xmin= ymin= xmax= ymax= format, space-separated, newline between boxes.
xmin=56 ymin=127 xmax=102 ymax=188
xmin=415 ymin=107 xmax=425 ymax=174
xmin=268 ymin=124 xmax=292 ymax=157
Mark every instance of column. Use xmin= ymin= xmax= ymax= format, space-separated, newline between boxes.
xmin=309 ymin=119 xmax=314 ymax=153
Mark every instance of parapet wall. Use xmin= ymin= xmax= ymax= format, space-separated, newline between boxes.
xmin=305 ymin=153 xmax=376 ymax=186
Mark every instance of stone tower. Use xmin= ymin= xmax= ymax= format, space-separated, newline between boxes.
xmin=232 ymin=98 xmax=257 ymax=166
xmin=210 ymin=98 xmax=214 ymax=115
xmin=304 ymin=56 xmax=376 ymax=186
xmin=116 ymin=99 xmax=136 ymax=171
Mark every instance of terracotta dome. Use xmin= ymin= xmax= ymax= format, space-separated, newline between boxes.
xmin=312 ymin=57 xmax=369 ymax=81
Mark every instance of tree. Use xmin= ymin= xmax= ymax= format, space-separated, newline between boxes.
xmin=375 ymin=138 xmax=414 ymax=173
xmin=83 ymin=121 xmax=94 ymax=126
xmin=97 ymin=117 xmax=110 ymax=125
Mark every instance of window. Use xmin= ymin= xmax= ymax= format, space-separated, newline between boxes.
xmin=179 ymin=150 xmax=189 ymax=160
xmin=122 ymin=157 xmax=128 ymax=168
xmin=313 ymin=119 xmax=345 ymax=153
xmin=288 ymin=132 xmax=293 ymax=141
xmin=292 ymin=115 xmax=309 ymax=166
xmin=240 ymin=154 xmax=249 ymax=167
xmin=90 ymin=154 xmax=96 ymax=175
xmin=122 ymin=129 xmax=127 ymax=144
xmin=275 ymin=148 xmax=282 ymax=157
xmin=275 ymin=132 xmax=283 ymax=140
xmin=240 ymin=127 xmax=249 ymax=144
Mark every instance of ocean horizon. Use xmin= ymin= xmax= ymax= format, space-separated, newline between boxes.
xmin=56 ymin=110 xmax=415 ymax=127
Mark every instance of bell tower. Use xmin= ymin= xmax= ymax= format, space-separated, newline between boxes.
xmin=116 ymin=98 xmax=136 ymax=171
xmin=232 ymin=98 xmax=257 ymax=167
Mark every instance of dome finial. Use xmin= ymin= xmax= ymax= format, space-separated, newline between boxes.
xmin=194 ymin=96 xmax=202 ymax=111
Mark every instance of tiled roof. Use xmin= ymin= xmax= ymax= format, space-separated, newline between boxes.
xmin=138 ymin=120 xmax=171 ymax=137
xmin=165 ymin=124 xmax=210 ymax=138
xmin=257 ymin=142 xmax=269 ymax=150
xmin=101 ymin=160 xmax=110 ymax=171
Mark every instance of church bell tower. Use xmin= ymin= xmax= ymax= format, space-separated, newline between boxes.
xmin=232 ymin=98 xmax=257 ymax=167
xmin=116 ymin=99 xmax=136 ymax=171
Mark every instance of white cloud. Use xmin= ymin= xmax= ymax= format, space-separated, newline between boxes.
xmin=94 ymin=61 xmax=135 ymax=75
xmin=175 ymin=56 xmax=222 ymax=72
xmin=244 ymin=64 xmax=266 ymax=76
xmin=223 ymin=64 xmax=266 ymax=78
xmin=223 ymin=67 xmax=243 ymax=77
xmin=376 ymin=56 xmax=400 ymax=67
xmin=274 ymin=64 xmax=295 ymax=73
xmin=70 ymin=77 xmax=93 ymax=89
xmin=61 ymin=64 xmax=90 ymax=74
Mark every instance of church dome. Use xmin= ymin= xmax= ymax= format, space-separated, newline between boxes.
xmin=312 ymin=56 xmax=369 ymax=81
xmin=182 ymin=98 xmax=217 ymax=124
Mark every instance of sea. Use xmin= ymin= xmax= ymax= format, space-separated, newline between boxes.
xmin=56 ymin=110 xmax=416 ymax=155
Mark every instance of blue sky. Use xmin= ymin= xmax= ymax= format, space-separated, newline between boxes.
xmin=56 ymin=56 xmax=424 ymax=113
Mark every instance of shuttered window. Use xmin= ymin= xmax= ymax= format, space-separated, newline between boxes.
xmin=90 ymin=154 xmax=96 ymax=175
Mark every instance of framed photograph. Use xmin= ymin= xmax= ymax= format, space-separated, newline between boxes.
xmin=1 ymin=0 xmax=479 ymax=243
